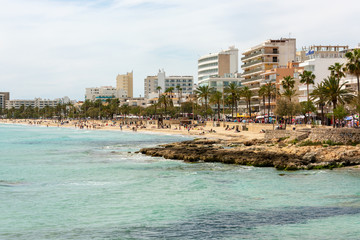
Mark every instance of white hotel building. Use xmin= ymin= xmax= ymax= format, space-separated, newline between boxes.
xmin=85 ymin=86 xmax=127 ymax=102
xmin=5 ymin=98 xmax=65 ymax=109
xmin=298 ymin=45 xmax=348 ymax=102
xmin=198 ymin=46 xmax=239 ymax=87
xmin=144 ymin=69 xmax=193 ymax=99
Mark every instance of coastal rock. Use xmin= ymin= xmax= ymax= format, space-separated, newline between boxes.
xmin=302 ymin=152 xmax=317 ymax=162
xmin=140 ymin=139 xmax=360 ymax=170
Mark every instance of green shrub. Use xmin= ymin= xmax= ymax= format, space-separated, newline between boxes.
xmin=279 ymin=136 xmax=290 ymax=141
xmin=322 ymin=140 xmax=343 ymax=146
xmin=298 ymin=140 xmax=322 ymax=146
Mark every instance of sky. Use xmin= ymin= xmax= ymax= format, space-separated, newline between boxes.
xmin=0 ymin=0 xmax=359 ymax=100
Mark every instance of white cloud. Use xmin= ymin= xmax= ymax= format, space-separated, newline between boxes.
xmin=0 ymin=0 xmax=359 ymax=100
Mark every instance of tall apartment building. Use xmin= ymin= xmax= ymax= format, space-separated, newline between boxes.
xmin=198 ymin=46 xmax=239 ymax=85
xmin=85 ymin=86 xmax=127 ymax=101
xmin=144 ymin=69 xmax=193 ymax=99
xmin=116 ymin=71 xmax=133 ymax=98
xmin=298 ymin=45 xmax=348 ymax=102
xmin=241 ymin=38 xmax=296 ymax=112
xmin=0 ymin=92 xmax=10 ymax=109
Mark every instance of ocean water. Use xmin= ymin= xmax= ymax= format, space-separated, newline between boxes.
xmin=1 ymin=124 xmax=360 ymax=240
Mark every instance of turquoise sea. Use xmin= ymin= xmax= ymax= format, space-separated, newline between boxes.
xmin=1 ymin=123 xmax=360 ymax=239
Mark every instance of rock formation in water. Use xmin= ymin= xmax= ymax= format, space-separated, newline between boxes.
xmin=140 ymin=139 xmax=360 ymax=170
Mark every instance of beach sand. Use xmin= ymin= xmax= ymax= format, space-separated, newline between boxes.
xmin=0 ymin=118 xmax=264 ymax=141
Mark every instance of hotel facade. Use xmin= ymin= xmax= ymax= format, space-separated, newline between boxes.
xmin=198 ymin=46 xmax=239 ymax=87
xmin=144 ymin=69 xmax=193 ymax=99
xmin=85 ymin=86 xmax=127 ymax=102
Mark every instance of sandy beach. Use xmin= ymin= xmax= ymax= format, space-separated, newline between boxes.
xmin=0 ymin=118 xmax=265 ymax=141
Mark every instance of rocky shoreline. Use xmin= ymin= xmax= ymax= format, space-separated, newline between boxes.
xmin=140 ymin=138 xmax=360 ymax=170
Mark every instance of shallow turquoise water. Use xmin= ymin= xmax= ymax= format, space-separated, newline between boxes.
xmin=1 ymin=123 xmax=360 ymax=239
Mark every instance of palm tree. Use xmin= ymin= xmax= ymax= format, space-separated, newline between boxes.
xmin=329 ymin=63 xmax=345 ymax=80
xmin=224 ymin=82 xmax=240 ymax=118
xmin=165 ymin=87 xmax=175 ymax=109
xmin=158 ymin=95 xmax=170 ymax=116
xmin=176 ymin=85 xmax=182 ymax=118
xmin=165 ymin=87 xmax=174 ymax=99
xmin=194 ymin=85 xmax=212 ymax=118
xmin=263 ymin=82 xmax=278 ymax=118
xmin=240 ymin=86 xmax=254 ymax=119
xmin=310 ymin=83 xmax=327 ymax=125
xmin=282 ymin=76 xmax=295 ymax=90
xmin=299 ymin=70 xmax=316 ymax=102
xmin=120 ymin=104 xmax=130 ymax=120
xmin=344 ymin=49 xmax=360 ymax=95
xmin=281 ymin=76 xmax=296 ymax=102
xmin=258 ymin=85 xmax=267 ymax=116
xmin=322 ymin=75 xmax=353 ymax=127
xmin=210 ymin=90 xmax=222 ymax=121
xmin=156 ymin=86 xmax=162 ymax=99
xmin=299 ymin=70 xmax=315 ymax=123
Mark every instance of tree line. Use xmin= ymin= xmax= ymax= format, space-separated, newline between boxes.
xmin=2 ymin=49 xmax=359 ymax=127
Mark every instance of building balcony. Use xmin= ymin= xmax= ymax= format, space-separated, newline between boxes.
xmin=298 ymin=85 xmax=314 ymax=92
xmin=241 ymin=59 xmax=262 ymax=68
xmin=241 ymin=59 xmax=279 ymax=69
xmin=242 ymin=67 xmax=264 ymax=77
xmin=241 ymin=51 xmax=263 ymax=61
xmin=241 ymin=75 xmax=263 ymax=84
xmin=241 ymin=49 xmax=279 ymax=61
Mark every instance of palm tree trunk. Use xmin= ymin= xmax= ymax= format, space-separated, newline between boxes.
xmin=307 ymin=83 xmax=310 ymax=123
xmin=357 ymin=75 xmax=360 ymax=96
xmin=235 ymin=99 xmax=238 ymax=117
xmin=268 ymin=95 xmax=271 ymax=121
xmin=217 ymin=102 xmax=220 ymax=121
xmin=263 ymin=96 xmax=266 ymax=116
xmin=205 ymin=98 xmax=208 ymax=119
xmin=231 ymin=98 xmax=234 ymax=119
xmin=249 ymin=99 xmax=251 ymax=121
xmin=321 ymin=104 xmax=324 ymax=125
xmin=332 ymin=100 xmax=337 ymax=128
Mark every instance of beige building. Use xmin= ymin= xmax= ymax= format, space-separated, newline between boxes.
xmin=0 ymin=92 xmax=10 ymax=109
xmin=116 ymin=71 xmax=133 ymax=98
xmin=144 ymin=75 xmax=159 ymax=99
xmin=241 ymin=38 xmax=296 ymax=112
